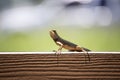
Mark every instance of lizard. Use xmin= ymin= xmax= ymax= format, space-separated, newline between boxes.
xmin=49 ymin=30 xmax=91 ymax=62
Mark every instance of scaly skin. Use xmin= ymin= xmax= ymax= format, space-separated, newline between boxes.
xmin=49 ymin=30 xmax=91 ymax=62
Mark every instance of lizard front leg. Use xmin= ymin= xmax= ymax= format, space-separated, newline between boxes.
xmin=55 ymin=41 xmax=63 ymax=64
xmin=56 ymin=41 xmax=63 ymax=54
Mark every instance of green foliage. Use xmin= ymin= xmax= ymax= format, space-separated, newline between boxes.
xmin=0 ymin=26 xmax=120 ymax=51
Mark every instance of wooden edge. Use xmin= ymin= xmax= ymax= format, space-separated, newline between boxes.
xmin=0 ymin=52 xmax=120 ymax=54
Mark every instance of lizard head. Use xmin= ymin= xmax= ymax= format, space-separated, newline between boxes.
xmin=49 ymin=30 xmax=59 ymax=40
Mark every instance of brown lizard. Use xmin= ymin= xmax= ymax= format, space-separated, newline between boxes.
xmin=49 ymin=30 xmax=91 ymax=62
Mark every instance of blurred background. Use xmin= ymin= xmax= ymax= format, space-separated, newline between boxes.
xmin=0 ymin=0 xmax=120 ymax=52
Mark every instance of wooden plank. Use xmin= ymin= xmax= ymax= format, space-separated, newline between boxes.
xmin=0 ymin=53 xmax=120 ymax=80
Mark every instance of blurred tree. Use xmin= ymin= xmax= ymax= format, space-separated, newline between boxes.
xmin=0 ymin=0 xmax=12 ymax=11
xmin=99 ymin=0 xmax=107 ymax=6
xmin=65 ymin=1 xmax=82 ymax=8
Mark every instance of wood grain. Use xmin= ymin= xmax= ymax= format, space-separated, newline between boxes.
xmin=0 ymin=53 xmax=120 ymax=80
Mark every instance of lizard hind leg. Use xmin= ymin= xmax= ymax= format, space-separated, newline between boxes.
xmin=81 ymin=48 xmax=90 ymax=63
